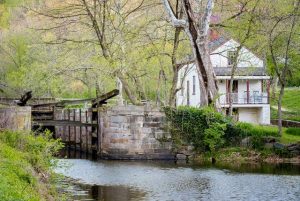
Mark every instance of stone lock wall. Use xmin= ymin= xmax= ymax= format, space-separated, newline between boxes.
xmin=0 ymin=106 xmax=31 ymax=131
xmin=99 ymin=105 xmax=173 ymax=160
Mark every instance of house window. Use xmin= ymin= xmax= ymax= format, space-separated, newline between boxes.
xmin=180 ymin=77 xmax=184 ymax=96
xmin=187 ymin=80 xmax=190 ymax=106
xmin=192 ymin=76 xmax=196 ymax=95
xmin=228 ymin=51 xmax=237 ymax=66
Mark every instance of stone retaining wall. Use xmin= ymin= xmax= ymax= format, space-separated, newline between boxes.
xmin=0 ymin=106 xmax=31 ymax=131
xmin=99 ymin=105 xmax=173 ymax=159
xmin=271 ymin=119 xmax=300 ymax=128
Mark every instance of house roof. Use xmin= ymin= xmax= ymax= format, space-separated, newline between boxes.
xmin=208 ymin=36 xmax=230 ymax=52
xmin=214 ymin=67 xmax=267 ymax=76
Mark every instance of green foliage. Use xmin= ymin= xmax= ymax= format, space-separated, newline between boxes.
xmin=204 ymin=122 xmax=226 ymax=154
xmin=287 ymin=70 xmax=300 ymax=87
xmin=0 ymin=0 xmax=25 ymax=28
xmin=286 ymin=127 xmax=300 ymax=136
xmin=280 ymin=132 xmax=300 ymax=144
xmin=164 ymin=107 xmax=283 ymax=153
xmin=235 ymin=122 xmax=279 ymax=150
xmin=236 ymin=122 xmax=279 ymax=137
xmin=0 ymin=130 xmax=63 ymax=200
xmin=0 ymin=130 xmax=63 ymax=172
xmin=164 ymin=106 xmax=230 ymax=152
xmin=271 ymin=88 xmax=300 ymax=121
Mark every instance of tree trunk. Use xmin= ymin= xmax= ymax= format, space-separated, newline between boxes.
xmin=182 ymin=0 xmax=218 ymax=106
xmin=116 ymin=77 xmax=124 ymax=105
xmin=277 ymin=83 xmax=285 ymax=136
xmin=271 ymin=76 xmax=278 ymax=99
xmin=117 ymin=73 xmax=141 ymax=106
xmin=169 ymin=26 xmax=182 ymax=107
xmin=133 ymin=76 xmax=147 ymax=101
xmin=169 ymin=67 xmax=179 ymax=106
xmin=95 ymin=79 xmax=101 ymax=97
xmin=228 ymin=46 xmax=242 ymax=117
xmin=161 ymin=0 xmax=219 ymax=107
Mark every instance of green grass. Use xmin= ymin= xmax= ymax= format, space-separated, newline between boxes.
xmin=270 ymin=88 xmax=300 ymax=143
xmin=236 ymin=122 xmax=279 ymax=137
xmin=0 ymin=130 xmax=63 ymax=201
xmin=281 ymin=132 xmax=300 ymax=144
xmin=286 ymin=127 xmax=300 ymax=136
xmin=271 ymin=87 xmax=300 ymax=121
xmin=0 ymin=142 xmax=41 ymax=201
xmin=280 ymin=127 xmax=300 ymax=144
xmin=237 ymin=122 xmax=300 ymax=144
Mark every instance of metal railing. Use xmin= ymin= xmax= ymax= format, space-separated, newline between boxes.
xmin=221 ymin=92 xmax=269 ymax=104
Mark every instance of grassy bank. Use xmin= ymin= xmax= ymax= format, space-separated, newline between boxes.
xmin=271 ymin=87 xmax=300 ymax=121
xmin=195 ymin=147 xmax=300 ymax=164
xmin=0 ymin=130 xmax=63 ymax=201
xmin=281 ymin=128 xmax=300 ymax=144
xmin=239 ymin=124 xmax=300 ymax=144
xmin=165 ymin=106 xmax=300 ymax=164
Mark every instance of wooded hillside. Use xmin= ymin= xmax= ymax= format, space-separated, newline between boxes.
xmin=0 ymin=0 xmax=299 ymax=108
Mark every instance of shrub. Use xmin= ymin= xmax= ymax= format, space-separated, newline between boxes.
xmin=236 ymin=122 xmax=279 ymax=137
xmin=0 ymin=130 xmax=63 ymax=172
xmin=286 ymin=127 xmax=300 ymax=136
xmin=235 ymin=122 xmax=279 ymax=150
xmin=164 ymin=107 xmax=280 ymax=152
xmin=204 ymin=122 xmax=226 ymax=154
xmin=164 ymin=106 xmax=230 ymax=152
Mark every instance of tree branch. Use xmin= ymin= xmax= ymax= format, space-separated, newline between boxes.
xmin=201 ymin=0 xmax=214 ymax=36
xmin=161 ymin=0 xmax=187 ymax=28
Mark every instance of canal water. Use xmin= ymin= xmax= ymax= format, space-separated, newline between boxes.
xmin=54 ymin=152 xmax=300 ymax=201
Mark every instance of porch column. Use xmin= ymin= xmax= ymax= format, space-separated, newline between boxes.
xmin=246 ymin=80 xmax=250 ymax=104
xmin=267 ymin=80 xmax=270 ymax=104
xmin=226 ymin=80 xmax=229 ymax=104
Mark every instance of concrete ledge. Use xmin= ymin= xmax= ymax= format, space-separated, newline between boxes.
xmin=0 ymin=106 xmax=31 ymax=131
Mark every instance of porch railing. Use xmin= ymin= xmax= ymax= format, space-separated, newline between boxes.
xmin=221 ymin=92 xmax=269 ymax=105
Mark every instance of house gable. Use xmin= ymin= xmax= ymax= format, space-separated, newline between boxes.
xmin=210 ymin=39 xmax=264 ymax=68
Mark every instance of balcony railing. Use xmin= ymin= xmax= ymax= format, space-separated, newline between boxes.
xmin=221 ymin=92 xmax=269 ymax=105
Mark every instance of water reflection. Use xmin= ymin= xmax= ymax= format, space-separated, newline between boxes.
xmin=56 ymin=177 xmax=146 ymax=201
xmin=58 ymin=147 xmax=300 ymax=175
xmin=56 ymin=148 xmax=300 ymax=201
xmin=212 ymin=161 xmax=300 ymax=175
xmin=54 ymin=158 xmax=300 ymax=201
xmin=89 ymin=185 xmax=146 ymax=201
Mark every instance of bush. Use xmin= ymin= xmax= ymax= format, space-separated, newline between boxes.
xmin=0 ymin=130 xmax=63 ymax=172
xmin=164 ymin=107 xmax=280 ymax=152
xmin=164 ymin=106 xmax=230 ymax=152
xmin=204 ymin=122 xmax=226 ymax=153
xmin=234 ymin=122 xmax=279 ymax=150
xmin=236 ymin=122 xmax=279 ymax=137
xmin=286 ymin=127 xmax=300 ymax=136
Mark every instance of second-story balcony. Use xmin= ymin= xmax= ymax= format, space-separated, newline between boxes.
xmin=220 ymin=92 xmax=269 ymax=105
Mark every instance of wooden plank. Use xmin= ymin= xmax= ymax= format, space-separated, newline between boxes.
xmin=32 ymin=120 xmax=98 ymax=127
xmin=30 ymin=89 xmax=118 ymax=108
xmin=31 ymin=99 xmax=91 ymax=108
xmin=92 ymin=89 xmax=119 ymax=107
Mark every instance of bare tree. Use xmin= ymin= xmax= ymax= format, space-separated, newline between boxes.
xmin=161 ymin=0 xmax=219 ymax=107
xmin=227 ymin=0 xmax=260 ymax=117
xmin=32 ymin=0 xmax=159 ymax=105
